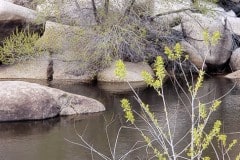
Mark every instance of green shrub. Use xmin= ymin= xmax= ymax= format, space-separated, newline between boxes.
xmin=0 ymin=29 xmax=41 ymax=65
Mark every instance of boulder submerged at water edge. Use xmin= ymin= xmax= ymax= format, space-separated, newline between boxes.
xmin=0 ymin=81 xmax=105 ymax=122
xmin=97 ymin=61 xmax=156 ymax=93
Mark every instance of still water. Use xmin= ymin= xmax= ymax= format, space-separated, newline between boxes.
xmin=0 ymin=77 xmax=240 ymax=160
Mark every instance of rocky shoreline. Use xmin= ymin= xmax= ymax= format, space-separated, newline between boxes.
xmin=0 ymin=81 xmax=105 ymax=121
xmin=1 ymin=0 xmax=240 ymax=121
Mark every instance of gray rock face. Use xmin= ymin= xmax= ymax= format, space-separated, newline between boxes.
xmin=0 ymin=81 xmax=60 ymax=121
xmin=0 ymin=81 xmax=105 ymax=121
xmin=97 ymin=61 xmax=154 ymax=82
xmin=97 ymin=61 xmax=156 ymax=93
xmin=225 ymin=70 xmax=240 ymax=79
xmin=0 ymin=53 xmax=95 ymax=83
xmin=36 ymin=0 xmax=95 ymax=26
xmin=230 ymin=48 xmax=240 ymax=71
xmin=226 ymin=17 xmax=240 ymax=36
xmin=59 ymin=94 xmax=105 ymax=116
xmin=0 ymin=0 xmax=45 ymax=44
xmin=36 ymin=21 xmax=83 ymax=52
xmin=180 ymin=40 xmax=206 ymax=69
xmin=181 ymin=13 xmax=232 ymax=67
xmin=3 ymin=0 xmax=37 ymax=9
xmin=231 ymin=0 xmax=240 ymax=3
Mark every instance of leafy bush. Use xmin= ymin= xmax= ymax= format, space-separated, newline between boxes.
xmin=0 ymin=30 xmax=41 ymax=65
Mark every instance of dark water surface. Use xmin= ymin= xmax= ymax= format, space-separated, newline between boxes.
xmin=1 ymin=78 xmax=240 ymax=160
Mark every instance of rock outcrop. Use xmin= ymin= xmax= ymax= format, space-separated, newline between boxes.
xmin=225 ymin=70 xmax=240 ymax=79
xmin=226 ymin=16 xmax=240 ymax=36
xmin=0 ymin=54 xmax=95 ymax=83
xmin=0 ymin=81 xmax=105 ymax=121
xmin=181 ymin=13 xmax=232 ymax=68
xmin=180 ymin=40 xmax=206 ymax=69
xmin=166 ymin=5 xmax=235 ymax=71
xmin=0 ymin=0 xmax=45 ymax=44
xmin=97 ymin=61 xmax=155 ymax=93
xmin=3 ymin=0 xmax=37 ymax=9
xmin=230 ymin=48 xmax=240 ymax=71
xmin=0 ymin=21 xmax=96 ymax=82
xmin=36 ymin=0 xmax=95 ymax=26
xmin=36 ymin=21 xmax=83 ymax=52
xmin=97 ymin=61 xmax=154 ymax=83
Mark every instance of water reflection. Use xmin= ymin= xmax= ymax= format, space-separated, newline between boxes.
xmin=0 ymin=78 xmax=240 ymax=159
xmin=0 ymin=118 xmax=59 ymax=138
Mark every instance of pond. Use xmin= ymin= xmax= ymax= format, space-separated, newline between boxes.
xmin=0 ymin=77 xmax=240 ymax=160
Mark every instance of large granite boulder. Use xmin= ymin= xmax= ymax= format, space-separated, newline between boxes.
xmin=0 ymin=81 xmax=105 ymax=121
xmin=231 ymin=0 xmax=240 ymax=3
xmin=230 ymin=48 xmax=240 ymax=71
xmin=0 ymin=54 xmax=95 ymax=83
xmin=158 ymin=3 xmax=234 ymax=71
xmin=181 ymin=13 xmax=232 ymax=67
xmin=36 ymin=21 xmax=83 ymax=52
xmin=0 ymin=21 xmax=94 ymax=82
xmin=36 ymin=0 xmax=154 ymax=25
xmin=3 ymin=0 xmax=37 ymax=9
xmin=0 ymin=0 xmax=45 ymax=44
xmin=226 ymin=16 xmax=240 ymax=36
xmin=97 ymin=61 xmax=155 ymax=93
xmin=180 ymin=40 xmax=207 ymax=69
xmin=0 ymin=21 xmax=96 ymax=82
xmin=0 ymin=55 xmax=49 ymax=79
xmin=36 ymin=0 xmax=95 ymax=25
xmin=97 ymin=61 xmax=154 ymax=82
xmin=225 ymin=70 xmax=240 ymax=79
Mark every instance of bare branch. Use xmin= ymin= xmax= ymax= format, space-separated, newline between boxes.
xmin=91 ymin=0 xmax=101 ymax=24
xmin=124 ymin=0 xmax=136 ymax=17
xmin=150 ymin=7 xmax=195 ymax=20
xmin=104 ymin=0 xmax=109 ymax=16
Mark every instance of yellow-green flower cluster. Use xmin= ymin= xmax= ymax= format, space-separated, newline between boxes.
xmin=164 ymin=43 xmax=182 ymax=61
xmin=120 ymin=99 xmax=135 ymax=124
xmin=154 ymin=56 xmax=166 ymax=83
xmin=202 ymin=120 xmax=221 ymax=150
xmin=236 ymin=153 xmax=240 ymax=160
xmin=191 ymin=70 xmax=205 ymax=96
xmin=114 ymin=59 xmax=126 ymax=79
xmin=228 ymin=139 xmax=237 ymax=151
xmin=141 ymin=133 xmax=166 ymax=160
xmin=142 ymin=56 xmax=166 ymax=91
xmin=192 ymin=124 xmax=204 ymax=149
xmin=202 ymin=157 xmax=211 ymax=160
xmin=218 ymin=134 xmax=237 ymax=151
xmin=189 ymin=120 xmax=225 ymax=157
xmin=218 ymin=134 xmax=227 ymax=147
xmin=210 ymin=100 xmax=221 ymax=111
xmin=203 ymin=30 xmax=221 ymax=46
xmin=199 ymin=103 xmax=207 ymax=119
xmin=141 ymin=103 xmax=159 ymax=129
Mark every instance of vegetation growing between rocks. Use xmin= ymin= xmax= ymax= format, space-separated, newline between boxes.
xmin=0 ymin=30 xmax=41 ymax=64
xmin=0 ymin=0 xmax=226 ymax=74
xmin=1 ymin=0 xmax=240 ymax=159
